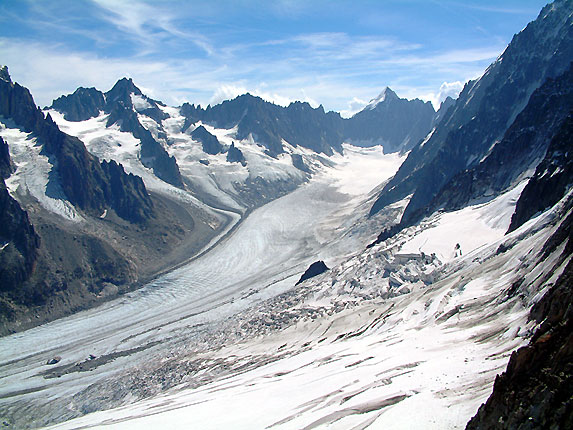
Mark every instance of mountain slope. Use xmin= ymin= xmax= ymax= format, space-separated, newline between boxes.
xmin=423 ymin=63 xmax=573 ymax=221
xmin=467 ymin=207 xmax=573 ymax=430
xmin=508 ymin=112 xmax=573 ymax=232
xmin=1 ymin=69 xmax=154 ymax=223
xmin=370 ymin=0 xmax=573 ymax=222
xmin=179 ymin=90 xmax=437 ymax=156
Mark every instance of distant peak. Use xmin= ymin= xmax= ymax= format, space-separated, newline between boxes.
xmin=365 ymin=87 xmax=399 ymax=110
xmin=105 ymin=77 xmax=143 ymax=105
xmin=0 ymin=65 xmax=11 ymax=83
xmin=109 ymin=77 xmax=141 ymax=95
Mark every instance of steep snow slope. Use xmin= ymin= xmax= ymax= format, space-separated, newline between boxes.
xmin=0 ymin=122 xmax=82 ymax=222
xmin=32 ymin=181 xmax=569 ymax=430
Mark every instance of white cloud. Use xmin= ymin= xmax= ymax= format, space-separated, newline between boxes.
xmin=339 ymin=97 xmax=369 ymax=118
xmin=209 ymin=84 xmax=249 ymax=106
xmin=436 ymin=81 xmax=465 ymax=103
xmin=415 ymin=80 xmax=465 ymax=110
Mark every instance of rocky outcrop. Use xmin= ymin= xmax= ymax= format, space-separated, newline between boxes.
xmin=423 ymin=64 xmax=573 ymax=222
xmin=196 ymin=94 xmax=341 ymax=156
xmin=105 ymin=78 xmax=168 ymax=123
xmin=226 ymin=142 xmax=246 ymax=165
xmin=180 ymin=90 xmax=437 ymax=157
xmin=432 ymin=96 xmax=455 ymax=126
xmin=191 ymin=125 xmax=223 ymax=155
xmin=370 ymin=0 xmax=573 ymax=221
xmin=106 ymin=100 xmax=183 ymax=188
xmin=50 ymin=87 xmax=106 ymax=121
xmin=291 ymin=153 xmax=310 ymax=173
xmin=466 ymin=210 xmax=573 ymax=430
xmin=0 ymin=136 xmax=12 ymax=179
xmin=100 ymin=160 xmax=154 ymax=223
xmin=296 ymin=261 xmax=329 ymax=285
xmin=0 ymin=177 xmax=40 ymax=295
xmin=508 ymin=112 xmax=573 ymax=232
xmin=50 ymin=78 xmax=183 ymax=188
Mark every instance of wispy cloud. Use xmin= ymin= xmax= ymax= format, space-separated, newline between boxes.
xmin=0 ymin=30 xmax=497 ymax=113
xmin=90 ymin=0 xmax=214 ymax=56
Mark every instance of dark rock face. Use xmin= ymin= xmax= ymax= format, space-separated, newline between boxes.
xmin=50 ymin=87 xmax=105 ymax=121
xmin=194 ymin=94 xmax=344 ymax=156
xmin=291 ymin=153 xmax=310 ymax=173
xmin=0 ymin=68 xmax=154 ymax=223
xmin=433 ymin=96 xmax=455 ymax=126
xmin=0 ymin=65 xmax=10 ymax=82
xmin=105 ymin=78 xmax=168 ymax=123
xmin=296 ymin=261 xmax=329 ymax=285
xmin=370 ymin=0 xmax=573 ymax=221
xmin=508 ymin=112 xmax=573 ymax=232
xmin=100 ymin=160 xmax=154 ymax=223
xmin=0 ymin=177 xmax=40 ymax=294
xmin=103 ymin=80 xmax=182 ymax=188
xmin=226 ymin=142 xmax=246 ymax=165
xmin=191 ymin=125 xmax=223 ymax=155
xmin=425 ymin=64 xmax=573 ymax=221
xmin=346 ymin=88 xmax=436 ymax=152
xmin=105 ymin=77 xmax=141 ymax=105
xmin=466 ymin=210 xmax=573 ymax=430
xmin=0 ymin=137 xmax=12 ymax=179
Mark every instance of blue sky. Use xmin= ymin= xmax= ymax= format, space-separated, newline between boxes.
xmin=0 ymin=0 xmax=549 ymax=116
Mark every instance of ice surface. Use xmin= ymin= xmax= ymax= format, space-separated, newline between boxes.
xmin=0 ymin=144 xmax=406 ymax=427
xmin=33 ymin=183 xmax=565 ymax=430
xmin=130 ymin=94 xmax=152 ymax=111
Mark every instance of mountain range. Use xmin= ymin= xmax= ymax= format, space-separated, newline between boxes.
xmin=0 ymin=0 xmax=572 ymax=428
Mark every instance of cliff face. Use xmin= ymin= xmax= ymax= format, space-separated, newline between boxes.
xmin=466 ymin=209 xmax=573 ymax=430
xmin=0 ymin=137 xmax=12 ymax=179
xmin=50 ymin=78 xmax=184 ymax=188
xmin=50 ymin=87 xmax=106 ymax=121
xmin=0 ymin=177 xmax=40 ymax=298
xmin=426 ymin=64 xmax=573 ymax=221
xmin=508 ymin=112 xmax=573 ymax=232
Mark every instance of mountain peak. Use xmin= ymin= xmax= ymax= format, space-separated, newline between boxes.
xmin=365 ymin=87 xmax=399 ymax=110
xmin=0 ymin=65 xmax=11 ymax=83
xmin=106 ymin=77 xmax=142 ymax=104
